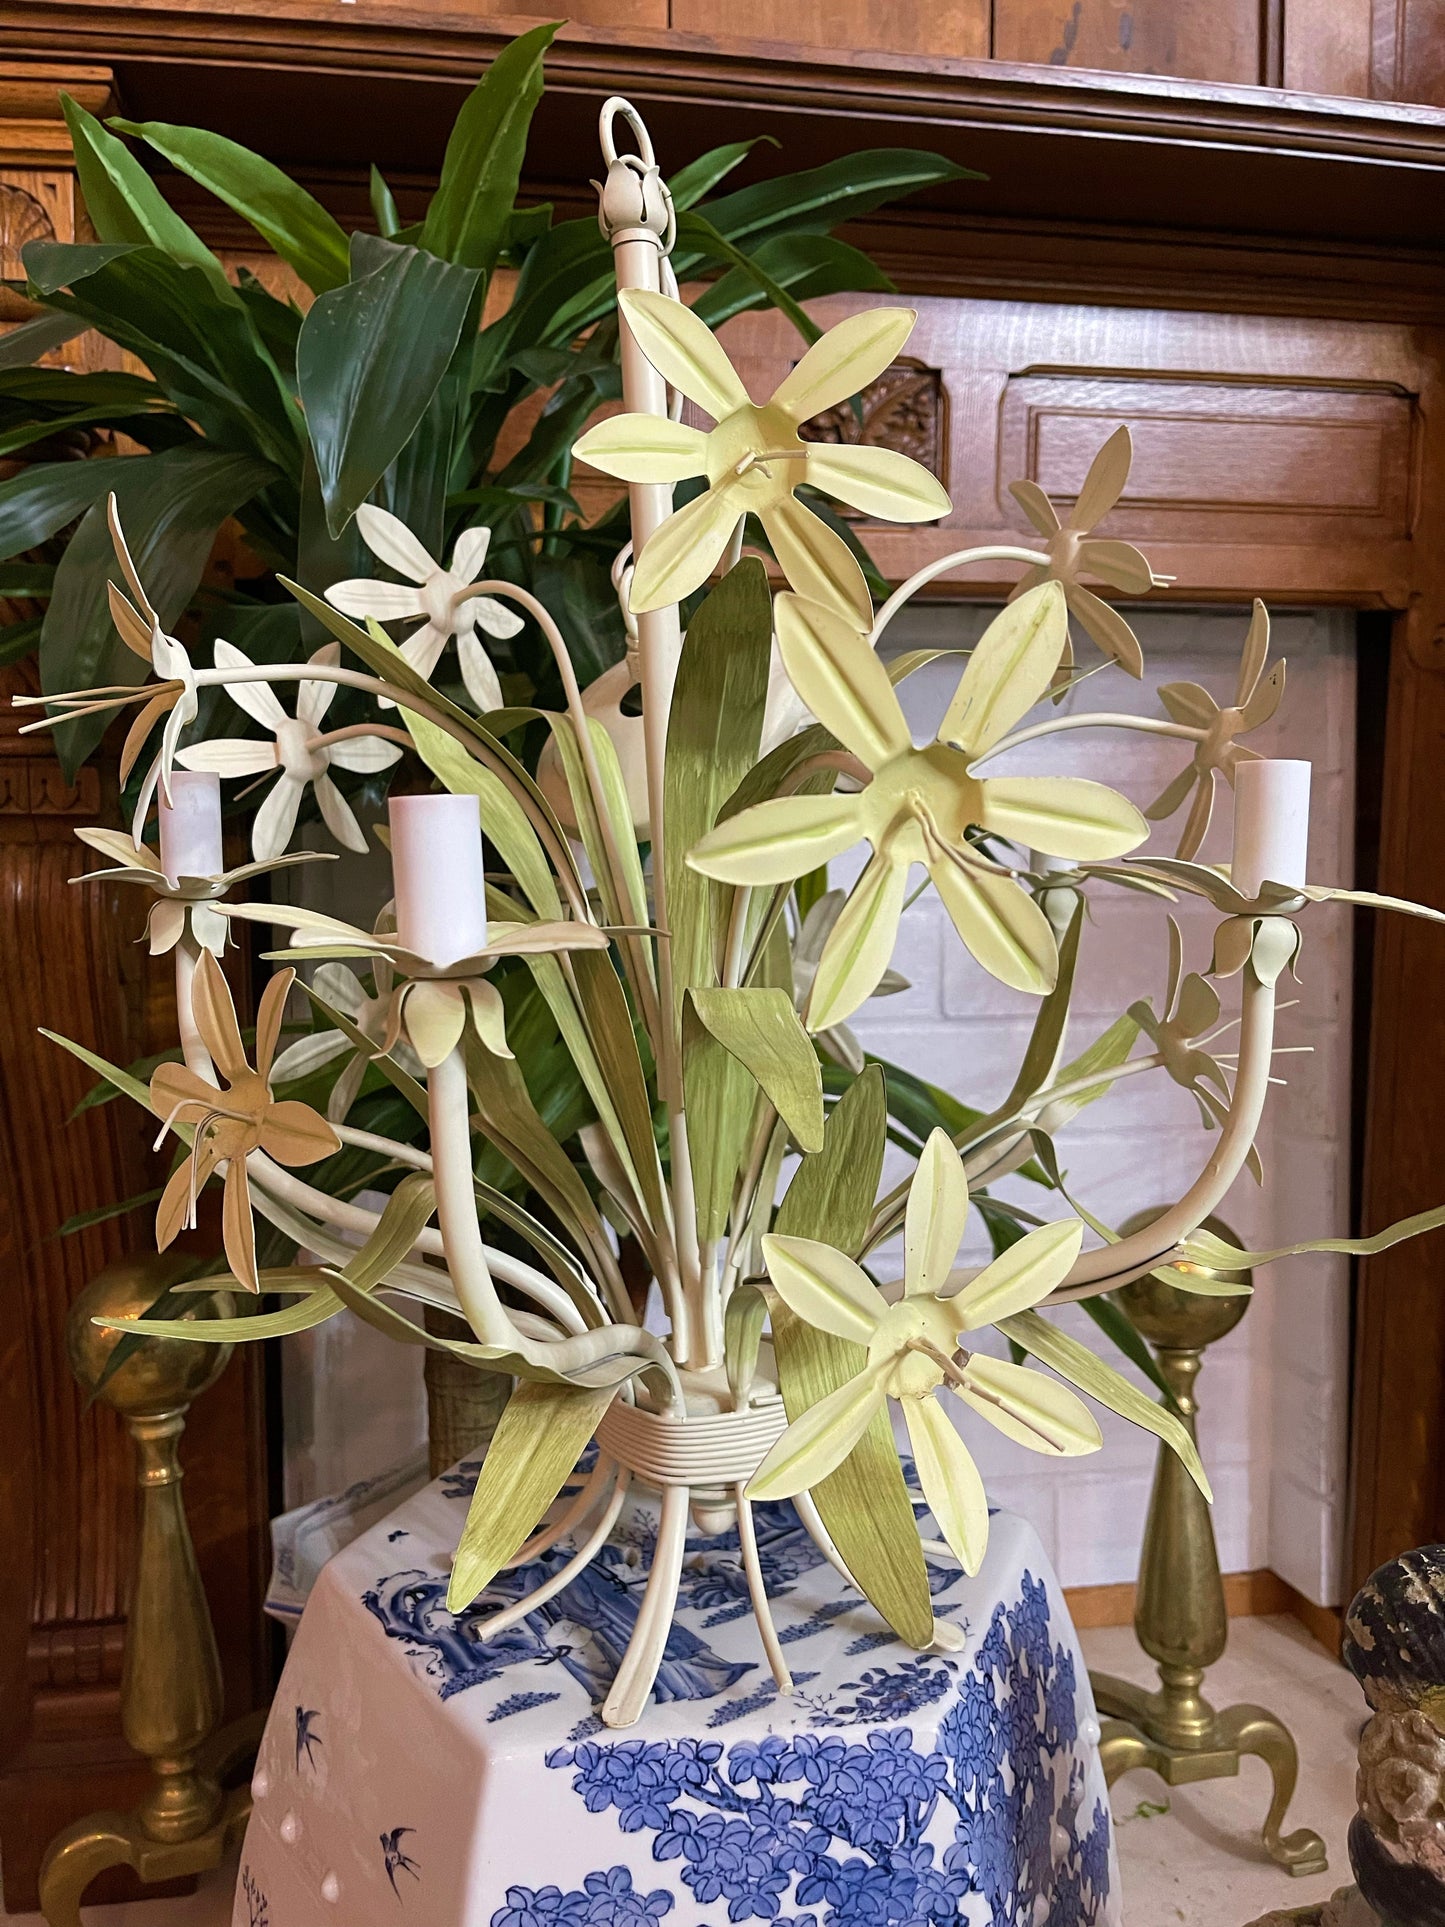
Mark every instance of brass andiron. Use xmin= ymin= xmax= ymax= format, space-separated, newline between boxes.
xmin=1090 ymin=1217 xmax=1329 ymax=1878
xmin=38 ymin=1256 xmax=259 ymax=1927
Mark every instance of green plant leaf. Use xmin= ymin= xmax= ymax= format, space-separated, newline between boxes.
xmin=692 ymin=233 xmax=894 ymax=333
xmin=1001 ymin=1308 xmax=1211 ymax=1499
xmin=676 ymin=209 xmax=821 ymax=349
xmin=770 ymin=1066 xmax=935 ymax=1648
xmin=25 ymin=240 xmax=302 ymax=472
xmin=663 ymin=559 xmax=773 ymax=1031
xmin=296 ymin=235 xmax=479 ymax=536
xmin=420 ymin=22 xmax=557 ymax=274
xmin=40 ymin=445 xmax=275 ymax=774
xmin=703 ymin=149 xmax=982 ymax=249
xmin=0 ymin=310 xmax=86 ymax=370
xmin=370 ymin=165 xmax=401 ymax=240
xmin=669 ymin=138 xmax=775 ymax=210
xmin=111 ymin=116 xmax=352 ymax=294
xmin=61 ymin=94 xmax=234 ymax=300
xmin=448 ymin=1375 xmax=615 ymax=1610
xmin=688 ymin=986 xmax=824 ymax=1151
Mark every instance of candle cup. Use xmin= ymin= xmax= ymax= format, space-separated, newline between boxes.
xmin=1231 ymin=758 xmax=1311 ymax=899
xmin=158 ymin=771 xmax=224 ymax=884
xmin=389 ymin=793 xmax=488 ymax=967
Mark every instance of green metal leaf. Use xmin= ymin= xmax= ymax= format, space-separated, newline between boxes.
xmin=770 ymin=1067 xmax=935 ymax=1648
xmin=420 ymin=22 xmax=557 ymax=274
xmin=111 ymin=116 xmax=351 ymax=294
xmin=724 ymin=1281 xmax=768 ymax=1409
xmin=448 ymin=1377 xmax=615 ymax=1610
xmin=1002 ymin=1308 xmax=1211 ymax=1499
xmin=296 ymin=235 xmax=479 ymax=536
xmin=663 ymin=558 xmax=773 ymax=1031
xmin=688 ymin=986 xmax=824 ymax=1152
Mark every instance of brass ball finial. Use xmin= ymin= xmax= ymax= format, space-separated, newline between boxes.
xmin=66 ymin=1253 xmax=234 ymax=1418
xmin=1114 ymin=1211 xmax=1252 ymax=1351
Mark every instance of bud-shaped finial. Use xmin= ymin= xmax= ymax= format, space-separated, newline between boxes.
xmin=595 ymin=96 xmax=674 ymax=249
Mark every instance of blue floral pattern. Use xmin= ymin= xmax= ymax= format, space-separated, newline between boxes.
xmin=533 ymin=1574 xmax=1110 ymax=1927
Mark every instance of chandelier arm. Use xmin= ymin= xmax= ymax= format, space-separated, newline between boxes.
xmin=970 ymin=713 xmax=1204 ymax=768
xmin=869 ymin=545 xmax=1052 ymax=645
xmin=1044 ymin=954 xmax=1278 ymax=1303
xmin=468 ymin=1469 xmax=631 ymax=1647
xmin=505 ymin=1451 xmax=619 ymax=1569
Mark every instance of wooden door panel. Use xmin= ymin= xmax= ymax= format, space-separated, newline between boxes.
xmin=668 ymin=0 xmax=988 ymax=60
xmin=992 ymin=0 xmax=1261 ymax=84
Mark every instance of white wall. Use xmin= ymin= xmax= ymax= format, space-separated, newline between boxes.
xmin=849 ymin=602 xmax=1357 ymax=1605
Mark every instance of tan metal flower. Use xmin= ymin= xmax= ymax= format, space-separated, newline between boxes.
xmin=73 ymin=825 xmax=327 ymax=957
xmin=1008 ymin=426 xmax=1161 ymax=679
xmin=1145 ymin=600 xmax=1285 ymax=858
xmin=150 ymin=952 xmax=340 ymax=1292
xmin=221 ymin=900 xmax=612 ymax=1069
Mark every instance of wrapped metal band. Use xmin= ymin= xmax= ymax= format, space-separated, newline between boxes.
xmin=596 ymin=1397 xmax=788 ymax=1489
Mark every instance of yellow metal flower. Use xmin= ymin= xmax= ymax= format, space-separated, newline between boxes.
xmin=1008 ymin=426 xmax=1161 ymax=678
xmin=688 ymin=582 xmax=1147 ymax=1026
xmin=573 ymin=292 xmax=951 ymax=625
xmin=1145 ymin=600 xmax=1284 ymax=858
xmin=150 ymin=952 xmax=340 ymax=1292
xmin=748 ymin=1130 xmax=1099 ymax=1573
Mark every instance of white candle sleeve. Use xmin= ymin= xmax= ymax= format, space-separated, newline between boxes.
xmin=389 ymin=793 xmax=488 ymax=966
xmin=158 ymin=770 xmax=224 ymax=883
xmin=1231 ymin=758 xmax=1311 ymax=898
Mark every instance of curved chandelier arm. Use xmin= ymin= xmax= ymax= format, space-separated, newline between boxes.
xmin=869 ymin=544 xmax=1051 ymax=645
xmin=1046 ymin=953 xmax=1278 ymax=1304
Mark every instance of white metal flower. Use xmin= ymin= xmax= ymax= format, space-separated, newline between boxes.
xmin=176 ymin=641 xmax=401 ymax=860
xmin=72 ymin=825 xmax=328 ymax=957
xmin=323 ymin=507 xmax=523 ymax=713
xmin=748 ymin=1130 xmax=1100 ymax=1574
xmin=573 ymin=292 xmax=951 ymax=625
xmin=269 ymin=954 xmax=425 ymax=1122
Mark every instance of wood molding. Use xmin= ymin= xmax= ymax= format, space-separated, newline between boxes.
xmin=1066 ymin=1569 xmax=1344 ymax=1653
xmin=5 ymin=14 xmax=1445 ymax=263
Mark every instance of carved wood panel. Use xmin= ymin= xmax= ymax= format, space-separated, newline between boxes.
xmin=992 ymin=0 xmax=1266 ymax=85
xmin=714 ymin=295 xmax=1431 ymax=606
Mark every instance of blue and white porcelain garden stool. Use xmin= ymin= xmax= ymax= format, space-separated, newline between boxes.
xmin=233 ymin=1462 xmax=1120 ymax=1927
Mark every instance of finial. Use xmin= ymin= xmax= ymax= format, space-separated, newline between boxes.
xmin=595 ymin=96 xmax=674 ymax=250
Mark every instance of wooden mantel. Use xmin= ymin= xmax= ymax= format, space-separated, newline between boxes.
xmin=6 ymin=7 xmax=1445 ymax=319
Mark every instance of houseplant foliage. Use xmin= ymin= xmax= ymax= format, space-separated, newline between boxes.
xmin=20 ymin=76 xmax=1445 ymax=1733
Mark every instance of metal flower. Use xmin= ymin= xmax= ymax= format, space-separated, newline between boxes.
xmin=222 ymin=900 xmax=613 ymax=1070
xmin=72 ymin=825 xmax=327 ymax=957
xmin=1127 ymin=917 xmax=1232 ymax=1126
xmin=792 ymin=887 xmax=908 ymax=1075
xmin=324 ymin=508 xmax=523 ymax=713
xmin=102 ymin=496 xmax=200 ymax=843
xmin=1145 ymin=600 xmax=1285 ymax=858
xmin=1008 ymin=427 xmax=1161 ymax=679
xmin=269 ymin=952 xmax=425 ymax=1122
xmin=176 ymin=641 xmax=401 ymax=861
xmin=688 ymin=583 xmax=1147 ymax=1025
xmin=150 ymin=951 xmax=340 ymax=1292
xmin=573 ymin=292 xmax=951 ymax=625
xmin=747 ymin=1129 xmax=1099 ymax=1573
